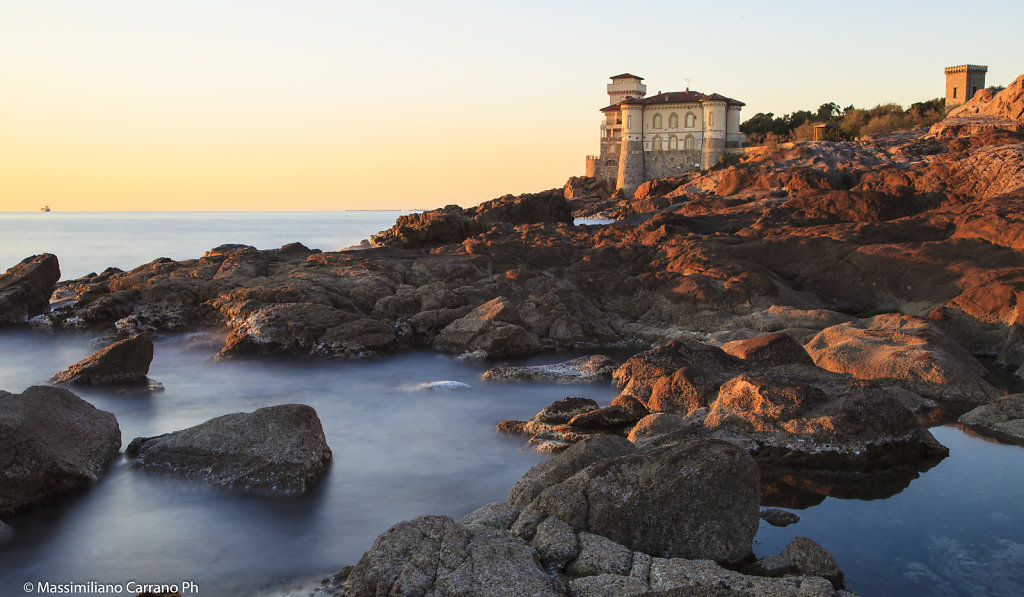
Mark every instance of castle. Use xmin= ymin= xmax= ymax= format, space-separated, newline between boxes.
xmin=944 ymin=64 xmax=987 ymax=107
xmin=585 ymin=73 xmax=745 ymax=195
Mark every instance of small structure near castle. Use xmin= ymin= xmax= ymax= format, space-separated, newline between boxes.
xmin=945 ymin=64 xmax=987 ymax=107
xmin=585 ymin=73 xmax=744 ymax=196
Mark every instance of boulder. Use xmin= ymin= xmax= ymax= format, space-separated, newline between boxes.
xmin=435 ymin=297 xmax=542 ymax=358
xmin=759 ymin=508 xmax=800 ymax=527
xmin=743 ymin=536 xmax=844 ymax=589
xmin=647 ymin=557 xmax=843 ymax=596
xmin=565 ymin=532 xmax=634 ymax=577
xmin=958 ymin=394 xmax=1024 ymax=445
xmin=49 ymin=332 xmax=154 ymax=385
xmin=536 ymin=397 xmax=601 ymax=424
xmin=460 ymin=502 xmax=521 ymax=531
xmin=483 ymin=355 xmax=619 ymax=383
xmin=509 ymin=436 xmax=638 ymax=508
xmin=720 ymin=333 xmax=815 ymax=367
xmin=522 ymin=439 xmax=760 ymax=564
xmin=0 ymin=254 xmax=60 ymax=324
xmin=568 ymin=574 xmax=650 ymax=597
xmin=125 ymin=404 xmax=332 ymax=494
xmin=0 ymin=386 xmax=121 ymax=516
xmin=613 ymin=341 xmax=745 ymax=414
xmin=532 ymin=516 xmax=579 ymax=569
xmin=805 ymin=314 xmax=1000 ymax=404
xmin=339 ymin=515 xmax=563 ymax=597
xmin=626 ymin=413 xmax=692 ymax=444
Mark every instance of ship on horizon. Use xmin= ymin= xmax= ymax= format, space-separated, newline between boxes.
xmin=40 ymin=205 xmax=50 ymax=212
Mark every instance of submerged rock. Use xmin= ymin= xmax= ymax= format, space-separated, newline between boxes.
xmin=0 ymin=254 xmax=60 ymax=324
xmin=759 ymin=508 xmax=800 ymax=527
xmin=125 ymin=404 xmax=332 ymax=494
xmin=743 ymin=536 xmax=845 ymax=589
xmin=482 ymin=354 xmax=619 ymax=383
xmin=0 ymin=386 xmax=121 ymax=516
xmin=408 ymin=380 xmax=471 ymax=391
xmin=50 ymin=332 xmax=155 ymax=386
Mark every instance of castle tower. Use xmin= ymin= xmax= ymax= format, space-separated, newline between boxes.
xmin=607 ymin=74 xmax=647 ymax=105
xmin=945 ymin=64 xmax=987 ymax=106
xmin=616 ymin=99 xmax=645 ymax=196
xmin=701 ymin=100 xmax=728 ymax=170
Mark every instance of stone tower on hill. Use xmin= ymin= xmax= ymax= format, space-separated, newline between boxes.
xmin=585 ymin=73 xmax=745 ymax=196
xmin=945 ymin=65 xmax=987 ymax=107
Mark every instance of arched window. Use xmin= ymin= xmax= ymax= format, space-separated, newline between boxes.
xmin=668 ymin=135 xmax=678 ymax=150
xmin=669 ymin=113 xmax=679 ymax=128
xmin=652 ymin=135 xmax=662 ymax=151
xmin=685 ymin=112 xmax=696 ymax=128
xmin=604 ymin=159 xmax=617 ymax=168
xmin=685 ymin=135 xmax=695 ymax=150
xmin=652 ymin=113 xmax=662 ymax=129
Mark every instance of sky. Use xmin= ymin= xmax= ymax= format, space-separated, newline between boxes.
xmin=1 ymin=0 xmax=1022 ymax=212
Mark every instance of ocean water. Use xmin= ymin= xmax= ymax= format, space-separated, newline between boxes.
xmin=0 ymin=212 xmax=1022 ymax=596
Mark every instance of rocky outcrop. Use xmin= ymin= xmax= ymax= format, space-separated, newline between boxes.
xmin=338 ymin=515 xmax=563 ymax=597
xmin=759 ymin=508 xmax=800 ymax=527
xmin=434 ymin=296 xmax=542 ymax=358
xmin=371 ymin=189 xmax=572 ymax=250
xmin=49 ymin=332 xmax=155 ymax=385
xmin=513 ymin=438 xmax=759 ymax=565
xmin=743 ymin=536 xmax=844 ymax=589
xmin=958 ymin=394 xmax=1024 ymax=444
xmin=805 ymin=314 xmax=1000 ymax=404
xmin=125 ymin=404 xmax=331 ymax=494
xmin=483 ymin=355 xmax=618 ymax=383
xmin=0 ymin=254 xmax=60 ymax=324
xmin=0 ymin=386 xmax=121 ymax=516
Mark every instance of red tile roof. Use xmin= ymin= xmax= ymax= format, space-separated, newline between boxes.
xmin=610 ymin=73 xmax=644 ymax=80
xmin=599 ymin=90 xmax=745 ymax=112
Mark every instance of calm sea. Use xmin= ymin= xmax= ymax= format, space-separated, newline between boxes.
xmin=0 ymin=212 xmax=1022 ymax=596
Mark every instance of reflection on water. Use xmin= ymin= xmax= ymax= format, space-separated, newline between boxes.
xmin=2 ymin=328 xmax=1024 ymax=596
xmin=0 ymin=330 xmax=617 ymax=594
xmin=758 ymin=462 xmax=941 ymax=509
xmin=756 ymin=426 xmax=1024 ymax=596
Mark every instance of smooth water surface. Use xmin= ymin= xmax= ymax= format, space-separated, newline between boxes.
xmin=0 ymin=211 xmax=404 ymax=281
xmin=0 ymin=330 xmax=618 ymax=594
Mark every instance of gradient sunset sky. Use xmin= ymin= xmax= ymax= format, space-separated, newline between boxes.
xmin=2 ymin=0 xmax=1022 ymax=212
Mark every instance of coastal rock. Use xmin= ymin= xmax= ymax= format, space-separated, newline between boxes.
xmin=743 ymin=536 xmax=844 ymax=589
xmin=647 ymin=557 xmax=843 ymax=596
xmin=532 ymin=516 xmax=579 ymax=568
xmin=49 ymin=332 xmax=154 ymax=385
xmin=0 ymin=254 xmax=61 ymax=324
xmin=759 ymin=508 xmax=800 ymax=527
xmin=567 ymin=574 xmax=650 ymax=596
xmin=721 ymin=333 xmax=816 ymax=367
xmin=124 ymin=404 xmax=332 ymax=494
xmin=523 ymin=439 xmax=759 ymax=564
xmin=509 ymin=436 xmax=638 ymax=508
xmin=613 ymin=341 xmax=745 ymax=414
xmin=0 ymin=386 xmax=121 ymax=516
xmin=567 ymin=405 xmax=642 ymax=432
xmin=536 ymin=397 xmax=601 ymax=424
xmin=460 ymin=502 xmax=521 ymax=530
xmin=434 ymin=296 xmax=542 ymax=358
xmin=626 ymin=413 xmax=692 ymax=444
xmin=958 ymin=394 xmax=1024 ymax=445
xmin=482 ymin=354 xmax=619 ymax=383
xmin=408 ymin=380 xmax=471 ymax=391
xmin=339 ymin=515 xmax=563 ymax=597
xmin=0 ymin=520 xmax=10 ymax=541
xmin=565 ymin=532 xmax=633 ymax=577
xmin=805 ymin=314 xmax=1000 ymax=404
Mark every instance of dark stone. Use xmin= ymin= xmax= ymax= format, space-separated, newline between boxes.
xmin=50 ymin=332 xmax=154 ymax=385
xmin=0 ymin=254 xmax=60 ymax=324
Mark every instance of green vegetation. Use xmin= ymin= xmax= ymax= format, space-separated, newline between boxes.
xmin=740 ymin=98 xmax=949 ymax=144
xmin=708 ymin=153 xmax=742 ymax=172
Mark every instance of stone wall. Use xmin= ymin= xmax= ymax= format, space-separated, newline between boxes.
xmin=644 ymin=150 xmax=701 ymax=180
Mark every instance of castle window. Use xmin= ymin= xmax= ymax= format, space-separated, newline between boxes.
xmin=627 ymin=115 xmax=632 ymax=128
xmin=653 ymin=114 xmax=662 ymax=129
xmin=669 ymin=135 xmax=678 ymax=150
xmin=685 ymin=112 xmax=696 ymax=128
xmin=953 ymin=87 xmax=958 ymax=98
xmin=669 ymin=113 xmax=679 ymax=128
xmin=652 ymin=135 xmax=662 ymax=152
xmin=708 ymin=112 xmax=714 ymax=127
xmin=685 ymin=135 xmax=695 ymax=150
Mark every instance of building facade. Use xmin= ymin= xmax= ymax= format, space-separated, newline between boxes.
xmin=945 ymin=64 xmax=987 ymax=107
xmin=585 ymin=73 xmax=744 ymax=195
